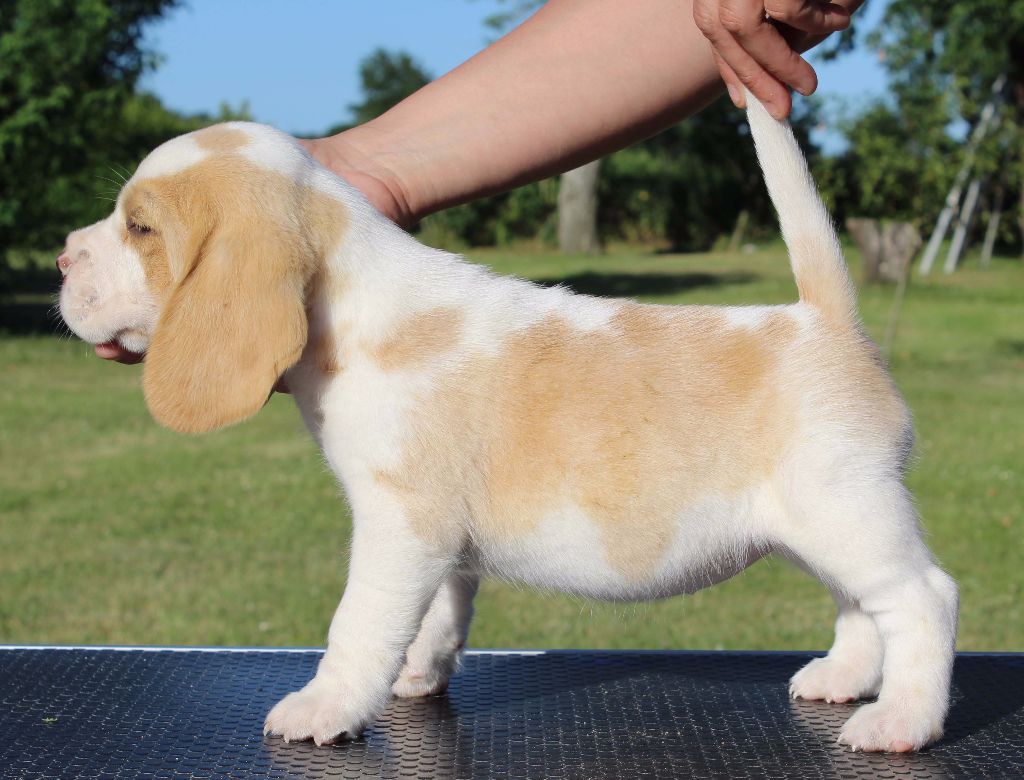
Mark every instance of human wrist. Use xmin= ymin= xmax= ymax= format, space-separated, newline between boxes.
xmin=300 ymin=127 xmax=420 ymax=227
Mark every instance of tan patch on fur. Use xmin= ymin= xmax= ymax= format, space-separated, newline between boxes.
xmin=376 ymin=304 xmax=799 ymax=575
xmin=193 ymin=126 xmax=250 ymax=154
xmin=302 ymin=270 xmax=346 ymax=377
xmin=127 ymin=226 xmax=174 ymax=298
xmin=119 ymin=135 xmax=347 ymax=432
xmin=371 ymin=307 xmax=464 ymax=371
xmin=789 ymin=234 xmax=857 ymax=326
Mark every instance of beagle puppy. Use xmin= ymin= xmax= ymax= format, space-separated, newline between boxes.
xmin=57 ymin=95 xmax=957 ymax=753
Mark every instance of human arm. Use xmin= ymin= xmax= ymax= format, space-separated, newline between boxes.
xmin=99 ymin=0 xmax=861 ymax=364
xmin=301 ymin=0 xmax=862 ymax=227
xmin=303 ymin=0 xmax=724 ymax=227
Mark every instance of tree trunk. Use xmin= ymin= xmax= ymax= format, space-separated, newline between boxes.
xmin=847 ymin=218 xmax=883 ymax=283
xmin=980 ymin=186 xmax=1004 ymax=268
xmin=847 ymin=218 xmax=921 ymax=284
xmin=727 ymin=209 xmax=750 ymax=253
xmin=558 ymin=159 xmax=602 ymax=254
xmin=881 ymin=221 xmax=923 ymax=281
xmin=1015 ymin=79 xmax=1024 ymax=259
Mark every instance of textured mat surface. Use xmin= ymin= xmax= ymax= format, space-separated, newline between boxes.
xmin=0 ymin=648 xmax=1022 ymax=779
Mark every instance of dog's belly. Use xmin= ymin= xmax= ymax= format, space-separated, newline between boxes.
xmin=473 ymin=499 xmax=766 ymax=602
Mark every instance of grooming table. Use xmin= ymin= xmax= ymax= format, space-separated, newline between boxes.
xmin=1 ymin=647 xmax=1021 ymax=779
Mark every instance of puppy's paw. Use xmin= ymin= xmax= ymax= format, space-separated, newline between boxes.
xmin=391 ymin=664 xmax=450 ymax=698
xmin=838 ymin=700 xmax=944 ymax=753
xmin=789 ymin=657 xmax=881 ymax=704
xmin=264 ymin=677 xmax=372 ymax=746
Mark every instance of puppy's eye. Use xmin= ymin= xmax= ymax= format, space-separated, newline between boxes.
xmin=127 ymin=218 xmax=152 ymax=235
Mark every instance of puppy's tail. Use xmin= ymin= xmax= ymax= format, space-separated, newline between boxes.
xmin=745 ymin=91 xmax=857 ymax=327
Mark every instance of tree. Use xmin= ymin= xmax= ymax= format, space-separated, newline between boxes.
xmin=600 ymin=97 xmax=811 ymax=251
xmin=868 ymin=0 xmax=1024 ymax=254
xmin=817 ymin=91 xmax=957 ymax=229
xmin=347 ymin=49 xmax=432 ymax=127
xmin=0 ymin=0 xmax=179 ymax=260
xmin=558 ymin=160 xmax=602 ymax=254
xmin=57 ymin=94 xmax=252 ymax=235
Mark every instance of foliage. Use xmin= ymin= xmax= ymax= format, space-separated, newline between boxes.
xmin=334 ymin=47 xmax=558 ymax=250
xmin=346 ymin=48 xmax=432 ymax=128
xmin=816 ymin=88 xmax=957 ymax=227
xmin=877 ymin=0 xmax=1024 ymax=110
xmin=481 ymin=0 xmax=544 ymax=35
xmin=424 ymin=98 xmax=821 ymax=253
xmin=0 ymin=91 xmax=250 ymax=291
xmin=0 ymin=0 xmax=178 ymax=260
xmin=602 ymin=98 xmax=819 ymax=251
xmin=420 ymin=181 xmax=558 ymax=251
xmin=848 ymin=0 xmax=1024 ymax=248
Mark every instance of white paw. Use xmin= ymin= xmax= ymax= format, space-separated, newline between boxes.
xmin=264 ymin=677 xmax=372 ymax=746
xmin=789 ymin=657 xmax=881 ymax=704
xmin=391 ymin=665 xmax=449 ymax=698
xmin=838 ymin=700 xmax=944 ymax=753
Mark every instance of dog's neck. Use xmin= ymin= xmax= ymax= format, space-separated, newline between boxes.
xmin=282 ymin=171 xmax=472 ymax=429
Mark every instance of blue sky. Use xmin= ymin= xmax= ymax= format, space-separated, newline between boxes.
xmin=140 ymin=0 xmax=889 ymax=147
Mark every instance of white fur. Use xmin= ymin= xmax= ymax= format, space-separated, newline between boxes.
xmin=59 ymin=217 xmax=158 ymax=350
xmin=58 ymin=103 xmax=958 ymax=754
xmin=134 ymin=135 xmax=209 ymax=181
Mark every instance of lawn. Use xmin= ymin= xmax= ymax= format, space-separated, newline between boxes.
xmin=1 ymin=245 xmax=1021 ymax=651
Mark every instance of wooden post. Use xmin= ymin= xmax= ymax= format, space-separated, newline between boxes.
xmin=981 ymin=187 xmax=1004 ymax=268
xmin=919 ymin=74 xmax=1005 ymax=275
xmin=944 ymin=175 xmax=985 ymax=273
xmin=727 ymin=210 xmax=750 ymax=253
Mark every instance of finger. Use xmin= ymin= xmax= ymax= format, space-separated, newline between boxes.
xmin=94 ymin=342 xmax=145 ymax=364
xmin=713 ymin=51 xmax=747 ymax=108
xmin=706 ymin=23 xmax=793 ymax=118
xmin=764 ymin=1 xmax=850 ymax=35
xmin=719 ymin=0 xmax=818 ymax=95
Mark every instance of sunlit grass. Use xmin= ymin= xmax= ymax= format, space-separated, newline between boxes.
xmin=1 ymin=245 xmax=1020 ymax=649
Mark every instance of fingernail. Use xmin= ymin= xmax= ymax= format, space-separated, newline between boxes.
xmin=726 ymin=84 xmax=742 ymax=107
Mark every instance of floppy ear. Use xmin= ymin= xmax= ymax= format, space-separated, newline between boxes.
xmin=143 ymin=216 xmax=312 ymax=434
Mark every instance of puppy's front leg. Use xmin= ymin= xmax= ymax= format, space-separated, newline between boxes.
xmin=264 ymin=505 xmax=449 ymax=745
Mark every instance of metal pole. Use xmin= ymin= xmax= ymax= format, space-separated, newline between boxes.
xmin=919 ymin=74 xmax=1006 ymax=275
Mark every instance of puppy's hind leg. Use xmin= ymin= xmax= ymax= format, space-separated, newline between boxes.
xmin=777 ymin=480 xmax=958 ymax=753
xmin=789 ymin=594 xmax=883 ymax=704
xmin=393 ymin=571 xmax=479 ymax=698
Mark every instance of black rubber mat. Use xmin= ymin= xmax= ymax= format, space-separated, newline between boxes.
xmin=0 ymin=648 xmax=1021 ymax=779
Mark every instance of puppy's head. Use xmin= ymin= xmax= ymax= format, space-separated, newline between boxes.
xmin=58 ymin=123 xmax=325 ymax=434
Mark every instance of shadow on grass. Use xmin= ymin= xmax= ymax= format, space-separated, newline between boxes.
xmin=1 ymin=264 xmax=64 ymax=335
xmin=997 ymin=339 xmax=1024 ymax=356
xmin=532 ymin=270 xmax=757 ymax=299
xmin=0 ymin=299 xmax=63 ymax=336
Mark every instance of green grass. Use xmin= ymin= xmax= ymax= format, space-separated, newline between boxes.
xmin=1 ymin=245 xmax=1021 ymax=650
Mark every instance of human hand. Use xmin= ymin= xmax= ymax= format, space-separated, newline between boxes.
xmin=693 ymin=0 xmax=854 ymax=119
xmin=298 ymin=136 xmax=414 ymax=228
xmin=94 ymin=340 xmax=145 ymax=364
